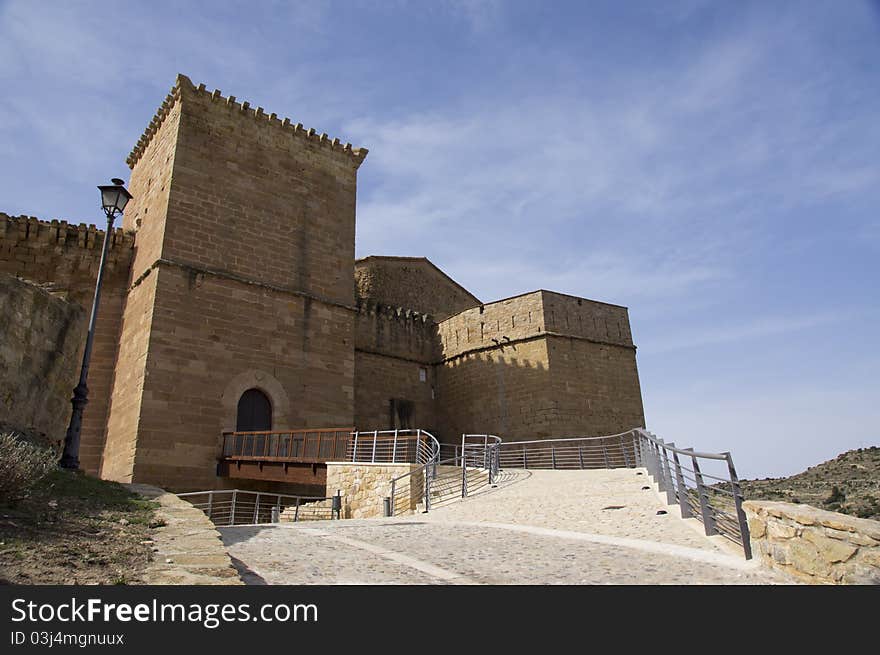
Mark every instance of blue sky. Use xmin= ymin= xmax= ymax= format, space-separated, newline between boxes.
xmin=1 ymin=1 xmax=878 ymax=478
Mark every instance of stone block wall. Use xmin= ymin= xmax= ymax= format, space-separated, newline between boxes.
xmin=544 ymin=335 xmax=645 ymax=436
xmin=102 ymin=74 xmax=366 ymax=490
xmin=541 ymin=291 xmax=633 ymax=346
xmin=326 ymin=462 xmax=423 ymax=518
xmin=744 ymin=501 xmax=880 ymax=584
xmin=355 ymin=256 xmax=480 ymax=321
xmin=127 ymin=74 xmax=367 ymax=307
xmin=438 ymin=290 xmax=546 ymax=360
xmin=105 ymin=266 xmax=355 ymax=490
xmin=437 ymin=338 xmax=552 ymax=443
xmin=0 ymin=274 xmax=85 ymax=448
xmin=0 ymin=214 xmax=134 ymax=473
xmin=354 ymin=299 xmax=438 ymax=363
xmin=354 ymin=350 xmax=436 ymax=433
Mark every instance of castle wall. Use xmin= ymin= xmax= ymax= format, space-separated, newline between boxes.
xmin=437 ymin=290 xmax=546 ymax=359
xmin=131 ymin=75 xmax=365 ymax=307
xmin=437 ymin=338 xmax=552 ymax=443
xmin=353 ymin=300 xmax=437 ymax=432
xmin=354 ymin=351 xmax=436 ymax=433
xmin=102 ymin=85 xmax=182 ymax=482
xmin=541 ymin=290 xmax=633 ymax=346
xmin=118 ymin=266 xmax=355 ymax=491
xmin=544 ymin=335 xmax=645 ymax=436
xmin=0 ymin=274 xmax=85 ymax=449
xmin=355 ymin=256 xmax=480 ymax=321
xmin=0 ymin=214 xmax=134 ymax=473
xmin=435 ymin=290 xmax=644 ymax=443
xmin=104 ymin=75 xmax=363 ymax=490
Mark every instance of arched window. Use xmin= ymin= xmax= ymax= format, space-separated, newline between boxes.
xmin=236 ymin=388 xmax=272 ymax=432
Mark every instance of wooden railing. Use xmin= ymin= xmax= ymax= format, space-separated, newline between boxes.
xmin=221 ymin=428 xmax=354 ymax=463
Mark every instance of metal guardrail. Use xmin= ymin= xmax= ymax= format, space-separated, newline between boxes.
xmin=386 ymin=434 xmax=500 ymax=516
xmin=348 ymin=429 xmax=440 ymax=465
xmin=497 ymin=432 xmax=637 ymax=470
xmin=631 ymin=428 xmax=752 ymax=559
xmin=178 ymin=489 xmax=341 ymax=526
xmin=491 ymin=428 xmax=751 ymax=559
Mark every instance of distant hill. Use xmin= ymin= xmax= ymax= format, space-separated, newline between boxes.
xmin=739 ymin=446 xmax=880 ymax=521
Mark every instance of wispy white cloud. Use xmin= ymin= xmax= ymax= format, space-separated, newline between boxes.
xmin=641 ymin=312 xmax=844 ymax=354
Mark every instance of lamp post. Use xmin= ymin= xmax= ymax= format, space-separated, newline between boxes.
xmin=59 ymin=179 xmax=133 ymax=470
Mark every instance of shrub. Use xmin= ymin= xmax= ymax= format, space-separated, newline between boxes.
xmin=825 ymin=485 xmax=846 ymax=505
xmin=0 ymin=431 xmax=56 ymax=504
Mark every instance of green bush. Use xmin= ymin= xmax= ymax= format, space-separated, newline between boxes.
xmin=0 ymin=431 xmax=56 ymax=504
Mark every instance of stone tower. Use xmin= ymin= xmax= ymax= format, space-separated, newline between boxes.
xmin=100 ymin=74 xmax=368 ymax=489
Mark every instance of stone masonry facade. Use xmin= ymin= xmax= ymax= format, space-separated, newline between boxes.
xmin=0 ymin=74 xmax=645 ymax=493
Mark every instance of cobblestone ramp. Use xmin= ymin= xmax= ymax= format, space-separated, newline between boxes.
xmin=218 ymin=469 xmax=790 ymax=584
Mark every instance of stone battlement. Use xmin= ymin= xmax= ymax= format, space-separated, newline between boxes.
xmin=126 ymin=73 xmax=368 ymax=170
xmin=0 ymin=213 xmax=133 ymax=253
xmin=356 ymin=297 xmax=433 ymax=325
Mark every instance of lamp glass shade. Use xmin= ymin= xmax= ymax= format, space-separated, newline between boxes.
xmin=98 ymin=183 xmax=133 ymax=215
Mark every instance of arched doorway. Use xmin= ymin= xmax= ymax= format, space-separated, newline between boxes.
xmin=236 ymin=388 xmax=272 ymax=432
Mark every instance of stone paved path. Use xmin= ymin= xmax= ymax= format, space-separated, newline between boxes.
xmin=219 ymin=468 xmax=790 ymax=584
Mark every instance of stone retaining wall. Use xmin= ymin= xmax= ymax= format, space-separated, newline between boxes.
xmin=326 ymin=462 xmax=423 ymax=519
xmin=744 ymin=500 xmax=880 ymax=585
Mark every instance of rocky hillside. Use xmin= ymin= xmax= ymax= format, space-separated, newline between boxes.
xmin=739 ymin=446 xmax=880 ymax=521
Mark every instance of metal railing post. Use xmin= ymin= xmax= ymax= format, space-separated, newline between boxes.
xmin=671 ymin=450 xmax=692 ymax=518
xmin=275 ymin=495 xmax=281 ymax=523
xmin=294 ymin=496 xmax=301 ymax=523
xmin=551 ymin=446 xmax=557 ymax=469
xmin=392 ymin=429 xmax=399 ymax=463
xmin=660 ymin=442 xmax=677 ymax=505
xmin=725 ymin=452 xmax=752 ymax=559
xmin=523 ymin=447 xmax=528 ymax=469
xmin=690 ymin=450 xmax=717 ymax=536
xmin=230 ymin=490 xmax=237 ymax=526
xmin=461 ymin=456 xmax=468 ymax=498
xmin=620 ymin=435 xmax=631 ymax=468
xmin=602 ymin=443 xmax=610 ymax=469
xmin=424 ymin=464 xmax=432 ymax=511
xmin=253 ymin=492 xmax=261 ymax=524
xmin=207 ymin=490 xmax=213 ymax=521
xmin=352 ymin=431 xmax=358 ymax=462
xmin=578 ymin=444 xmax=585 ymax=469
xmin=653 ymin=440 xmax=666 ymax=492
xmin=372 ymin=430 xmax=378 ymax=463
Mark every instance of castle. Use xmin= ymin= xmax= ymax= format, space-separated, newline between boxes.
xmin=0 ymin=74 xmax=645 ymax=494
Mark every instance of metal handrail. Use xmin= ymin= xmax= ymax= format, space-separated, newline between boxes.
xmin=347 ymin=428 xmax=441 ymax=465
xmin=491 ymin=428 xmax=751 ymax=559
xmin=630 ymin=428 xmax=751 ymax=559
xmin=497 ymin=433 xmax=637 ymax=470
xmin=386 ymin=434 xmax=499 ymax=516
xmin=178 ymin=489 xmax=341 ymax=526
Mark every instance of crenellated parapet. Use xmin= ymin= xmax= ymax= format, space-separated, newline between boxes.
xmin=354 ymin=296 xmax=439 ymax=364
xmin=126 ymin=73 xmax=368 ymax=170
xmin=437 ymin=289 xmax=635 ymax=361
xmin=0 ymin=213 xmax=135 ymax=305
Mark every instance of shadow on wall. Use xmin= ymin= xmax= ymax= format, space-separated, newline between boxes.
xmin=436 ymin=336 xmax=645 ymax=447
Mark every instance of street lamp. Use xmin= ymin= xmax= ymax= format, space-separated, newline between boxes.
xmin=59 ymin=179 xmax=133 ymax=470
